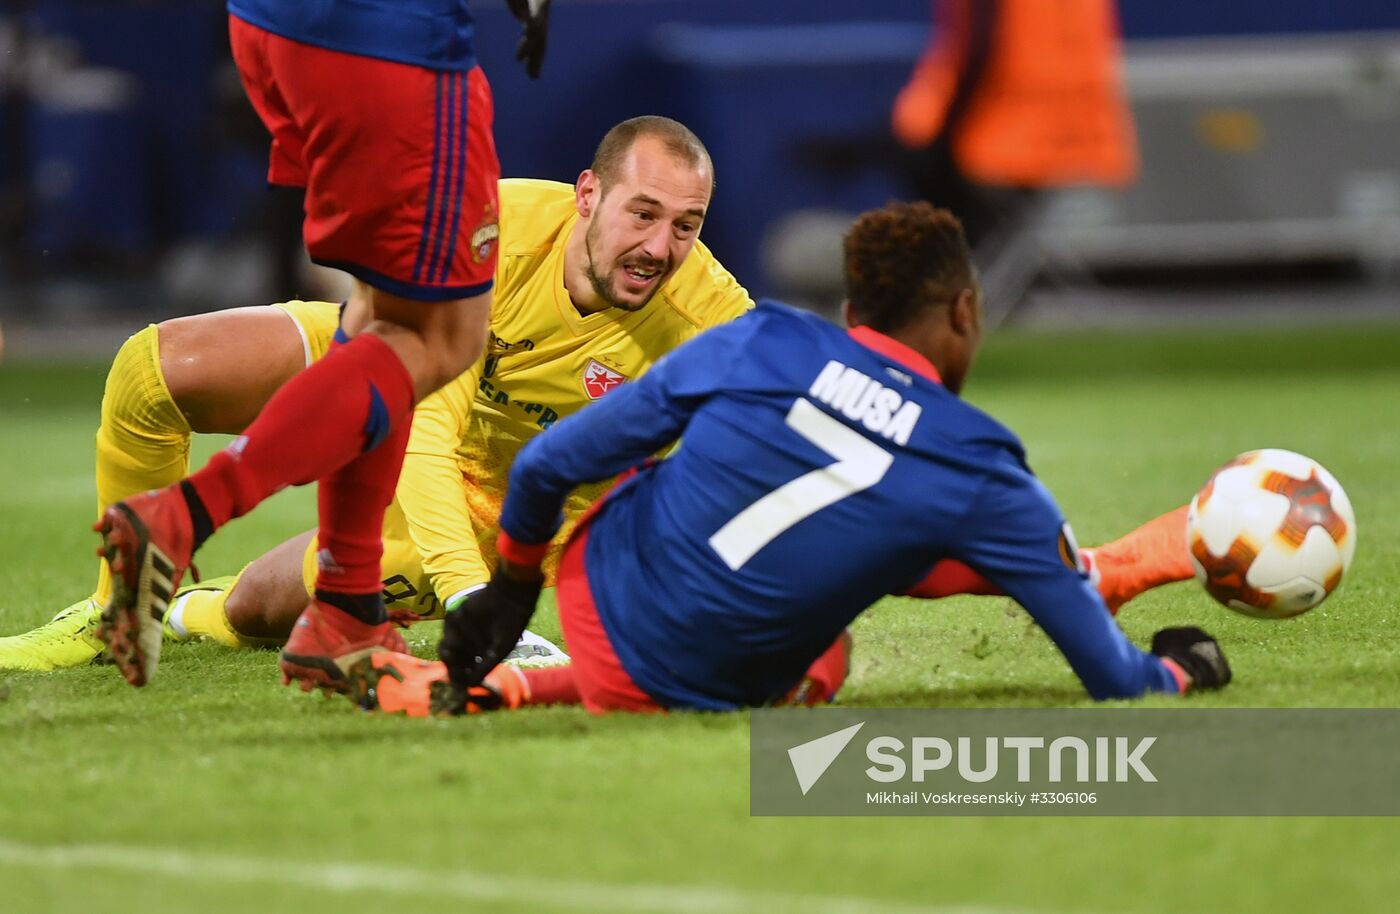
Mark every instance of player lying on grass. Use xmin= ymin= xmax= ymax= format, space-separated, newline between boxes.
xmin=0 ymin=122 xmax=1188 ymax=676
xmin=350 ymin=201 xmax=1231 ymax=716
xmin=0 ymin=116 xmax=750 ymax=675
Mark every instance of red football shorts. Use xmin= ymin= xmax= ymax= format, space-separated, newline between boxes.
xmin=555 ymin=525 xmax=664 ymax=714
xmin=554 ymin=515 xmax=851 ymax=713
xmin=229 ymin=15 xmax=499 ymax=301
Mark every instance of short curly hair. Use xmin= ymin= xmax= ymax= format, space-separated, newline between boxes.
xmin=843 ymin=201 xmax=977 ymax=334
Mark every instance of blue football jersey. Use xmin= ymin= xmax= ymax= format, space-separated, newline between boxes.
xmin=500 ymin=301 xmax=1179 ymax=709
xmin=229 ymin=0 xmax=476 ymax=71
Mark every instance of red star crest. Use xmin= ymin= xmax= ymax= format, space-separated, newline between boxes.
xmin=582 ymin=359 xmax=628 ymax=400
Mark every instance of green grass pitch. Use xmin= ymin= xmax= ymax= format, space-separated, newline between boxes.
xmin=2 ymin=323 xmax=1398 ymax=914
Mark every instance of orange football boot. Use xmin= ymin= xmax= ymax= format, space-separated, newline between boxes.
xmin=1085 ymin=505 xmax=1195 ymax=613
xmin=347 ymin=651 xmax=528 ymax=717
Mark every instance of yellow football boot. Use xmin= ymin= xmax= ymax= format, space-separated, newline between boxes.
xmin=0 ymin=599 xmax=106 ymax=671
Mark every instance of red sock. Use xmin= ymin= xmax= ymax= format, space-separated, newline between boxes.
xmin=521 ymin=664 xmax=583 ymax=706
xmin=186 ymin=334 xmax=414 ymax=533
xmin=312 ymin=333 xmax=412 ymax=598
xmin=783 ymin=631 xmax=853 ymax=706
xmin=315 ymin=404 xmax=412 ymax=596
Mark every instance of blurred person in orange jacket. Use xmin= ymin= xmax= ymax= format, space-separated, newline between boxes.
xmin=893 ymin=0 xmax=1137 ymax=252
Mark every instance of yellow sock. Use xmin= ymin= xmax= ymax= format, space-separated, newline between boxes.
xmin=92 ymin=324 xmax=193 ymax=606
xmin=167 ymin=572 xmax=279 ymax=649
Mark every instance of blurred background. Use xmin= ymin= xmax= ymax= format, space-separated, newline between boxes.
xmin=1 ymin=0 xmax=1398 ymax=358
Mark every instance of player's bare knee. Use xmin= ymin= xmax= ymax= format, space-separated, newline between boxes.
xmin=224 ymin=572 xmax=291 ymax=639
xmin=225 ymin=577 xmax=299 ymax=641
xmin=153 ymin=317 xmax=215 ymax=429
xmin=155 ymin=307 xmax=311 ymax=433
xmin=223 ymin=583 xmax=258 ymax=638
xmin=222 ymin=571 xmax=281 ymax=639
xmin=228 ymin=533 xmax=316 ymax=639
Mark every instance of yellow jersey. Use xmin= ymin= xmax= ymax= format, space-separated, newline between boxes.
xmin=394 ymin=179 xmax=753 ymax=603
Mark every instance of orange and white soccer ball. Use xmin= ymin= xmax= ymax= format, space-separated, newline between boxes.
xmin=1187 ymin=449 xmax=1356 ymax=619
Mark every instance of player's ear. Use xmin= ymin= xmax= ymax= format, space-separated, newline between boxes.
xmin=949 ymin=288 xmax=978 ymax=338
xmin=575 ymin=170 xmax=599 ymax=217
xmin=840 ymin=299 xmax=856 ymax=329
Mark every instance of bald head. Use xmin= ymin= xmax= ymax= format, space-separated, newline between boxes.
xmin=590 ymin=115 xmax=713 ymax=196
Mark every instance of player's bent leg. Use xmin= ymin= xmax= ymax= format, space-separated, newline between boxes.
xmin=105 ymin=312 xmax=409 ymax=689
xmin=92 ymin=305 xmax=336 ymax=685
xmin=1083 ymin=505 xmax=1194 ymax=613
xmin=6 ymin=307 xmax=317 ymax=672
xmin=90 ymin=305 xmax=328 ymax=602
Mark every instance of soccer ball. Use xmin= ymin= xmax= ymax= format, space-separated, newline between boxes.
xmin=1187 ymin=449 xmax=1356 ymax=619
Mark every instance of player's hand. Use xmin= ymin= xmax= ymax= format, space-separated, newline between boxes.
xmin=1151 ymin=626 xmax=1232 ymax=691
xmin=438 ymin=569 xmax=542 ymax=701
xmin=505 ymin=0 xmax=552 ymax=79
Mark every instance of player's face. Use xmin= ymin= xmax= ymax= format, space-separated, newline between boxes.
xmin=580 ymin=138 xmax=712 ymax=312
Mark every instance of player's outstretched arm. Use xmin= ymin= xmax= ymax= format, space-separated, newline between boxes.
xmin=903 ymin=499 xmax=1194 ymax=613
xmin=952 ymin=468 xmax=1230 ymax=699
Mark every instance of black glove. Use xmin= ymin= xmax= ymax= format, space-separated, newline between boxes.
xmin=505 ymin=0 xmax=552 ymax=79
xmin=1151 ymin=626 xmax=1232 ymax=691
xmin=438 ymin=571 xmax=542 ymax=697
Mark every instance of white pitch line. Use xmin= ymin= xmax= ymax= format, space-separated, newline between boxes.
xmin=0 ymin=838 xmax=1035 ymax=914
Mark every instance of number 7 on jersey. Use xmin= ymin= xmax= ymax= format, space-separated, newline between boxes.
xmin=708 ymin=398 xmax=894 ymax=571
